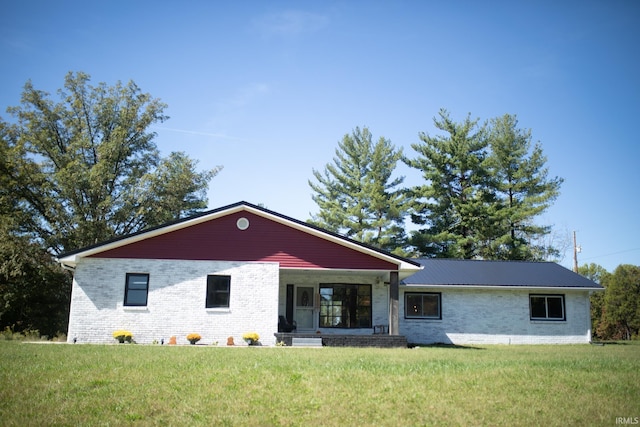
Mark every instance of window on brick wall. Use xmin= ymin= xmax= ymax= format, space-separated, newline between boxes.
xmin=124 ymin=273 xmax=149 ymax=306
xmin=529 ymin=294 xmax=565 ymax=320
xmin=405 ymin=292 xmax=441 ymax=319
xmin=206 ymin=275 xmax=231 ymax=308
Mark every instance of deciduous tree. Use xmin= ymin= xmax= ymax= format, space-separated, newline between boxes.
xmin=0 ymin=72 xmax=221 ymax=335
xmin=578 ymin=263 xmax=610 ymax=340
xmin=600 ymin=264 xmax=640 ymax=340
xmin=0 ymin=123 xmax=70 ymax=336
xmin=0 ymin=230 xmax=71 ymax=337
xmin=4 ymin=72 xmax=221 ymax=253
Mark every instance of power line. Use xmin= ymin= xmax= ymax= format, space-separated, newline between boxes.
xmin=581 ymin=247 xmax=640 ymax=261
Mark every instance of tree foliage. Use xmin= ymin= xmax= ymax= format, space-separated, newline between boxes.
xmin=583 ymin=263 xmax=640 ymax=341
xmin=406 ymin=109 xmax=562 ymax=260
xmin=405 ymin=109 xmax=493 ymax=258
xmin=309 ymin=127 xmax=409 ymax=254
xmin=3 ymin=72 xmax=220 ymax=253
xmin=578 ymin=263 xmax=611 ymax=340
xmin=599 ymin=264 xmax=640 ymax=340
xmin=482 ymin=114 xmax=563 ymax=260
xmin=0 ymin=123 xmax=70 ymax=336
xmin=0 ymin=72 xmax=221 ymax=335
xmin=0 ymin=229 xmax=71 ymax=337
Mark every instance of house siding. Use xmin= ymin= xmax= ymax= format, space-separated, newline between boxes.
xmin=400 ymin=287 xmax=592 ymax=345
xmin=67 ymin=258 xmax=280 ymax=345
xmin=90 ymin=212 xmax=397 ymax=271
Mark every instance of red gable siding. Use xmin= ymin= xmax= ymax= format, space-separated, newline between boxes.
xmin=90 ymin=212 xmax=397 ymax=270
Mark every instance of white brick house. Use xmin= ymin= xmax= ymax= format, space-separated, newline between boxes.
xmin=67 ymin=258 xmax=280 ymax=345
xmin=59 ymin=202 xmax=421 ymax=346
xmin=401 ymin=259 xmax=602 ymax=345
xmin=58 ymin=202 xmax=602 ymax=346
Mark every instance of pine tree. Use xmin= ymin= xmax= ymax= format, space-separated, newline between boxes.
xmin=406 ymin=109 xmax=492 ymax=258
xmin=483 ymin=114 xmax=563 ymax=260
xmin=309 ymin=127 xmax=409 ymax=254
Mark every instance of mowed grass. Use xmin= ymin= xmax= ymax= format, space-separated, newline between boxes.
xmin=0 ymin=341 xmax=638 ymax=426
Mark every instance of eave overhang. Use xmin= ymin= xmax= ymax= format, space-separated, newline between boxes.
xmin=57 ymin=201 xmax=422 ymax=275
xmin=401 ymin=284 xmax=604 ymax=291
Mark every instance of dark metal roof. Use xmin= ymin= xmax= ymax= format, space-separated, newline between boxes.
xmin=403 ymin=258 xmax=603 ymax=289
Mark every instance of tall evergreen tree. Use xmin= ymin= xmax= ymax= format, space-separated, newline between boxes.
xmin=405 ymin=109 xmax=493 ymax=258
xmin=309 ymin=127 xmax=409 ymax=254
xmin=483 ymin=114 xmax=563 ymax=260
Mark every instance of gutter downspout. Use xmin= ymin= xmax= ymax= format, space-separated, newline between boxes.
xmin=57 ymin=261 xmax=76 ymax=272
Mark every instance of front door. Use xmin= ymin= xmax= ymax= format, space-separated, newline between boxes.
xmin=295 ymin=286 xmax=315 ymax=330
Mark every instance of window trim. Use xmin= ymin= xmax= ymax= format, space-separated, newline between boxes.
xmin=529 ymin=294 xmax=566 ymax=321
xmin=206 ymin=275 xmax=231 ymax=309
xmin=404 ymin=292 xmax=442 ymax=320
xmin=124 ymin=273 xmax=149 ymax=307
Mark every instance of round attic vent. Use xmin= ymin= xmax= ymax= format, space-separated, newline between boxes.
xmin=236 ymin=217 xmax=250 ymax=230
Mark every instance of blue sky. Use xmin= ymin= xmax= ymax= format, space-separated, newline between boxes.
xmin=1 ymin=1 xmax=638 ymax=273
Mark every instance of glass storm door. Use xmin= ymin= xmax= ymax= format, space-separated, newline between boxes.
xmin=295 ymin=286 xmax=315 ymax=330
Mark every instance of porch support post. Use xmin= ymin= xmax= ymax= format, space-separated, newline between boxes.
xmin=389 ymin=271 xmax=399 ymax=335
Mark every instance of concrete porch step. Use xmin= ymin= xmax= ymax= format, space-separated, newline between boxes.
xmin=291 ymin=337 xmax=323 ymax=347
xmin=275 ymin=333 xmax=408 ymax=348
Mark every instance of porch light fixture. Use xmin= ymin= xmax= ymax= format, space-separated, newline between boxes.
xmin=236 ymin=217 xmax=250 ymax=230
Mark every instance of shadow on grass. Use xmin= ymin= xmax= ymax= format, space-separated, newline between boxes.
xmin=408 ymin=343 xmax=485 ymax=350
xmin=590 ymin=340 xmax=638 ymax=346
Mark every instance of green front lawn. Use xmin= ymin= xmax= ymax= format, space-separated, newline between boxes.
xmin=0 ymin=341 xmax=638 ymax=426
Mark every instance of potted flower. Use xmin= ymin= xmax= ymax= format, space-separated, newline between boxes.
xmin=242 ymin=332 xmax=260 ymax=346
xmin=113 ymin=330 xmax=133 ymax=344
xmin=187 ymin=333 xmax=201 ymax=345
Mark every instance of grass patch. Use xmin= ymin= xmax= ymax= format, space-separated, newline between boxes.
xmin=0 ymin=341 xmax=638 ymax=426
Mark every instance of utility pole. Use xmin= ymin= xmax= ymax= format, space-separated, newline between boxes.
xmin=573 ymin=231 xmax=581 ymax=272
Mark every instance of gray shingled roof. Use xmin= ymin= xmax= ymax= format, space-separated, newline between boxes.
xmin=403 ymin=259 xmax=603 ymax=289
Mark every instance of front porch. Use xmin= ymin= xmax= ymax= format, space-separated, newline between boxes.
xmin=278 ymin=269 xmax=405 ymax=347
xmin=274 ymin=332 xmax=408 ymax=348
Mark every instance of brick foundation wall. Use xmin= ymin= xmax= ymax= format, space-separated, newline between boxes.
xmin=274 ymin=333 xmax=407 ymax=348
